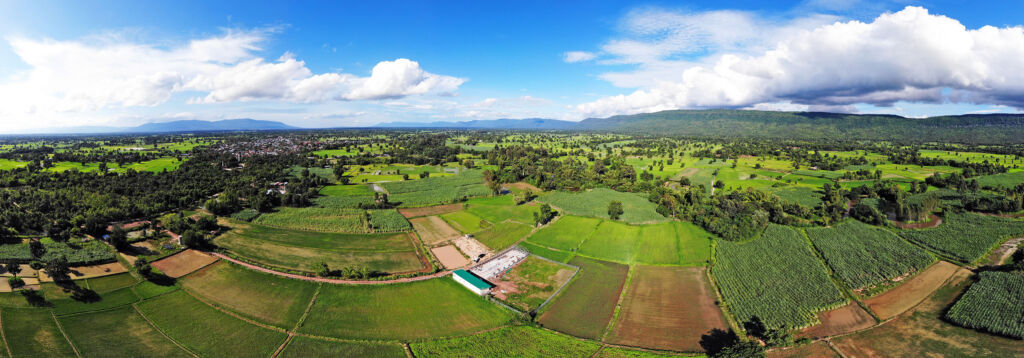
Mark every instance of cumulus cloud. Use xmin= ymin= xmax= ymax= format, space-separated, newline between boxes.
xmin=563 ymin=51 xmax=596 ymax=63
xmin=0 ymin=29 xmax=463 ymax=120
xmin=576 ymin=6 xmax=1024 ymax=118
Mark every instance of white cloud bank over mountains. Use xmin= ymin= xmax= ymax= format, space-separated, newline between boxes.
xmin=577 ymin=6 xmax=1024 ymax=118
xmin=0 ymin=29 xmax=462 ymax=120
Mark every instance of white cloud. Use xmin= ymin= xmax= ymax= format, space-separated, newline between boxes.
xmin=563 ymin=51 xmax=596 ymax=63
xmin=0 ymin=29 xmax=464 ymax=127
xmin=577 ymin=7 xmax=1024 ymax=118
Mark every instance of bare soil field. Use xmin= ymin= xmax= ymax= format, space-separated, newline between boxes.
xmin=431 ymin=245 xmax=469 ymax=269
xmin=453 ymin=235 xmax=490 ymax=262
xmin=799 ymin=302 xmax=876 ymax=339
xmin=399 ymin=204 xmax=463 ymax=218
xmin=832 ymin=269 xmax=1024 ymax=357
xmin=151 ymin=249 xmax=219 ymax=278
xmin=40 ymin=262 xmax=128 ymax=282
xmin=503 ymin=182 xmax=542 ymax=193
xmin=411 ymin=216 xmax=463 ymax=245
xmin=768 ymin=341 xmax=840 ymax=358
xmin=606 ymin=266 xmax=728 ymax=352
xmin=864 ymin=260 xmax=960 ymax=320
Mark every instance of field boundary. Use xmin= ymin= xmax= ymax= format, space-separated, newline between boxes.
xmin=131 ymin=303 xmax=200 ymax=358
xmin=50 ymin=311 xmax=82 ymax=358
xmin=212 ymin=252 xmax=453 ymax=284
xmin=0 ymin=309 xmax=11 ymax=358
xmin=602 ymin=264 xmax=635 ymax=341
xmin=270 ymin=334 xmax=294 ymax=358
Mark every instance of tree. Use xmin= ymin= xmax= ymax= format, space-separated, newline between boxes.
xmin=332 ymin=164 xmax=347 ymax=182
xmin=108 ymin=225 xmax=128 ymax=250
xmin=45 ymin=256 xmax=70 ymax=281
xmin=339 ymin=176 xmax=351 ymax=185
xmin=180 ymin=229 xmax=206 ymax=249
xmin=419 ymin=171 xmax=430 ymax=179
xmin=315 ymin=261 xmax=331 ymax=277
xmin=714 ymin=341 xmax=765 ymax=358
xmin=29 ymin=239 xmax=45 ymax=259
xmin=196 ymin=215 xmax=218 ymax=231
xmin=608 ymin=201 xmax=624 ymax=220
xmin=534 ymin=204 xmax=557 ymax=226
xmin=5 ymin=262 xmax=21 ymax=276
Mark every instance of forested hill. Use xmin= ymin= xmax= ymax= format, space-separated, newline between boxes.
xmin=575 ymin=110 xmax=1024 ymax=143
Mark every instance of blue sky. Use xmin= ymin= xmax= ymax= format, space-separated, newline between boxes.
xmin=2 ymin=0 xmax=1024 ymax=132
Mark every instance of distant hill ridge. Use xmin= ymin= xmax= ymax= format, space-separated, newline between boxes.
xmin=375 ymin=118 xmax=576 ymax=129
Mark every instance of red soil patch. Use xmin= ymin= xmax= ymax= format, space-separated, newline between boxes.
xmin=606 ymin=266 xmax=728 ymax=352
xmin=503 ymin=182 xmax=542 ymax=193
xmin=800 ymin=302 xmax=876 ymax=339
xmin=768 ymin=341 xmax=840 ymax=358
xmin=864 ymin=261 xmax=961 ymax=320
xmin=151 ymin=249 xmax=219 ymax=278
xmin=399 ymin=204 xmax=462 ymax=218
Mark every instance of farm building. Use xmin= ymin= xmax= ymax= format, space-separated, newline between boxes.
xmin=453 ymin=269 xmax=493 ymax=295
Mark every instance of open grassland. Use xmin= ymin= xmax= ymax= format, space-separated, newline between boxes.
xmin=863 ymin=261 xmax=961 ymax=320
xmin=0 ymin=158 xmax=29 ymax=170
xmin=181 ymin=262 xmax=318 ymax=329
xmin=607 ymin=266 xmax=728 ymax=352
xmin=520 ymin=242 xmax=575 ymax=263
xmin=215 ymin=220 xmax=423 ymax=274
xmin=299 ymin=278 xmax=511 ymax=340
xmin=497 ymin=256 xmax=576 ymax=311
xmin=899 ymin=212 xmax=1024 ymax=263
xmin=539 ymin=188 xmax=669 ymax=224
xmin=382 ymin=170 xmax=491 ymax=207
xmin=538 ymin=257 xmax=629 ymax=339
xmin=137 ymin=290 xmax=288 ymax=358
xmin=280 ymin=337 xmax=406 ymax=358
xmin=60 ymin=306 xmax=192 ymax=358
xmin=472 ymin=221 xmax=533 ymax=251
xmin=465 ymin=195 xmax=538 ymax=224
xmin=945 ymin=271 xmax=1024 ymax=339
xmin=832 ymin=269 xmax=1024 ymax=357
xmin=713 ymin=225 xmax=846 ymax=329
xmin=3 ymin=308 xmax=78 ymax=358
xmin=526 ymin=216 xmax=602 ymax=252
xmin=578 ymin=220 xmax=641 ymax=263
xmin=412 ymin=325 xmax=603 ymax=358
xmin=806 ymin=220 xmax=934 ymax=292
xmin=441 ymin=210 xmax=490 ymax=233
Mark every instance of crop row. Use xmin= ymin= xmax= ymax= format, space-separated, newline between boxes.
xmin=807 ymin=220 xmax=934 ymax=291
xmin=945 ymin=271 xmax=1024 ymax=339
xmin=899 ymin=212 xmax=1024 ymax=263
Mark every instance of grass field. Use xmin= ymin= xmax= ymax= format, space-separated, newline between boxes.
xmin=60 ymin=306 xmax=192 ymax=357
xmin=497 ymin=256 xmax=576 ymax=311
xmin=51 ymin=286 xmax=140 ymax=316
xmin=578 ymin=220 xmax=642 ymax=263
xmin=382 ymin=170 xmax=491 ymax=207
xmin=412 ymin=325 xmax=603 ymax=358
xmin=298 ymin=278 xmax=511 ymax=340
xmin=471 ymin=221 xmax=534 ymax=251
xmin=215 ymin=220 xmax=424 ymax=274
xmin=441 ymin=210 xmax=490 ymax=233
xmin=607 ymin=266 xmax=728 ymax=352
xmin=899 ymin=212 xmax=1024 ymax=263
xmin=520 ymin=241 xmax=575 ymax=263
xmin=0 ymin=158 xmax=29 ymax=170
xmin=279 ymin=337 xmax=406 ymax=358
xmin=975 ymin=171 xmax=1024 ymax=189
xmin=319 ymin=184 xmax=375 ymax=196
xmin=538 ymin=256 xmax=629 ymax=339
xmin=635 ymin=222 xmax=679 ymax=265
xmin=464 ymin=195 xmax=538 ymax=224
xmin=526 ymin=216 xmax=602 ymax=252
xmin=713 ymin=225 xmax=846 ymax=329
xmin=3 ymin=308 xmax=78 ymax=357
xmin=136 ymin=290 xmax=288 ymax=358
xmin=181 ymin=261 xmax=319 ymax=328
xmin=806 ymin=220 xmax=934 ymax=292
xmin=539 ymin=188 xmax=669 ymax=224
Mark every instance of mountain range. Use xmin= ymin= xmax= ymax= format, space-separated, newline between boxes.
xmin=20 ymin=119 xmax=299 ymax=134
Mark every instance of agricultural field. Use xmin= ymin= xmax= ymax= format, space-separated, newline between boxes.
xmin=472 ymin=221 xmax=534 ymax=251
xmin=298 ymin=278 xmax=511 ymax=340
xmin=578 ymin=220 xmax=642 ymax=263
xmin=539 ymin=188 xmax=670 ymax=224
xmin=0 ymin=158 xmax=29 ymax=170
xmin=254 ymin=207 xmax=411 ymax=233
xmin=635 ymin=221 xmax=713 ymax=266
xmin=862 ymin=261 xmax=961 ymax=320
xmin=494 ymin=255 xmax=576 ymax=311
xmin=3 ymin=308 xmax=78 ymax=357
xmin=945 ymin=271 xmax=1024 ymax=339
xmin=412 ymin=325 xmax=604 ymax=358
xmin=215 ymin=220 xmax=425 ymax=274
xmin=382 ymin=169 xmax=492 ymax=207
xmin=538 ymin=256 xmax=630 ymax=339
xmin=410 ymin=215 xmax=462 ymax=245
xmin=975 ymin=170 xmax=1024 ymax=189
xmin=59 ymin=306 xmax=193 ymax=358
xmin=712 ymin=225 xmax=846 ymax=329
xmin=441 ymin=210 xmax=490 ymax=233
xmin=464 ymin=195 xmax=538 ymax=224
xmin=899 ymin=212 xmax=1024 ymax=263
xmin=180 ymin=261 xmax=319 ymax=328
xmin=279 ymin=337 xmax=407 ymax=358
xmin=806 ymin=220 xmax=935 ymax=293
xmin=607 ymin=266 xmax=728 ymax=352
xmin=526 ymin=216 xmax=602 ymax=252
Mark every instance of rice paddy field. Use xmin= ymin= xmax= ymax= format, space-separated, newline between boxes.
xmin=180 ymin=262 xmax=319 ymax=329
xmin=412 ymin=326 xmax=604 ymax=358
xmin=472 ymin=221 xmax=534 ymax=250
xmin=298 ymin=278 xmax=512 ymax=340
xmin=539 ymin=188 xmax=670 ymax=224
xmin=538 ymin=256 xmax=630 ymax=339
xmin=279 ymin=337 xmax=407 ymax=358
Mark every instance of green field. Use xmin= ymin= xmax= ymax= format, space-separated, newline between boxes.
xmin=635 ymin=221 xmax=713 ymax=266
xmin=412 ymin=325 xmax=603 ymax=358
xmin=136 ymin=290 xmax=288 ymax=358
xmin=0 ymin=158 xmax=29 ymax=170
xmin=279 ymin=337 xmax=406 ymax=358
xmin=975 ymin=171 xmax=1024 ymax=190
xmin=181 ymin=262 xmax=319 ymax=328
xmin=51 ymin=286 xmax=140 ymax=316
xmin=713 ymin=224 xmax=846 ymax=329
xmin=539 ymin=188 xmax=669 ymax=224
xmin=538 ymin=256 xmax=629 ymax=339
xmin=253 ymin=206 xmax=415 ymax=233
xmin=464 ymin=195 xmax=538 ymax=224
xmin=60 ymin=306 xmax=192 ymax=357
xmin=320 ymin=184 xmax=375 ymax=196
xmin=471 ymin=221 xmax=533 ymax=250
xmin=441 ymin=210 xmax=490 ymax=233
xmin=3 ymin=308 xmax=78 ymax=357
xmin=807 ymin=220 xmax=935 ymax=291
xmin=519 ymin=241 xmax=575 ymax=263
xmin=382 ymin=170 xmax=491 ymax=207
xmin=526 ymin=216 xmax=602 ymax=252
xmin=945 ymin=271 xmax=1024 ymax=339
xmin=298 ymin=278 xmax=511 ymax=340
xmin=499 ymin=256 xmax=576 ymax=311
xmin=899 ymin=212 xmax=1024 ymax=263
xmin=578 ymin=220 xmax=641 ymax=263
xmin=215 ymin=220 xmax=424 ymax=274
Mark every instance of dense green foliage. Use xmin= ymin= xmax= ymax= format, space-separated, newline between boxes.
xmin=382 ymin=169 xmax=491 ymax=207
xmin=899 ymin=212 xmax=1024 ymax=263
xmin=807 ymin=221 xmax=934 ymax=291
xmin=713 ymin=225 xmax=846 ymax=329
xmin=945 ymin=271 xmax=1024 ymax=339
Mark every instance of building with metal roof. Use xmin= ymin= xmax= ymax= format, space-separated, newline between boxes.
xmin=452 ymin=269 xmax=493 ymax=295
